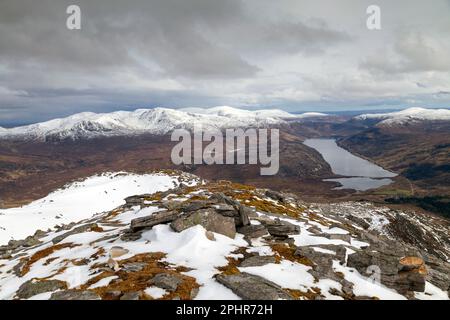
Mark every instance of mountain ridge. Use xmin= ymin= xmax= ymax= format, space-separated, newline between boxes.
xmin=354 ymin=107 xmax=450 ymax=126
xmin=0 ymin=107 xmax=328 ymax=141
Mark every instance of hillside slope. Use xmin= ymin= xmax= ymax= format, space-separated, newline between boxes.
xmin=339 ymin=122 xmax=450 ymax=193
xmin=1 ymin=172 xmax=449 ymax=300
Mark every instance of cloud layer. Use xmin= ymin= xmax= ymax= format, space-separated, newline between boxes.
xmin=0 ymin=0 xmax=449 ymax=124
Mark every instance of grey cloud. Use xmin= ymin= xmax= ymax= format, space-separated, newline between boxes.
xmin=0 ymin=0 xmax=449 ymax=123
xmin=0 ymin=0 xmax=259 ymax=78
xmin=361 ymin=32 xmax=450 ymax=74
xmin=0 ymin=0 xmax=349 ymax=79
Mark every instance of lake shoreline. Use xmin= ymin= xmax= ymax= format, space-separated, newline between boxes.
xmin=303 ymin=138 xmax=396 ymax=191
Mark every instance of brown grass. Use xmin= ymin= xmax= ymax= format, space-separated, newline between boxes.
xmin=83 ymin=253 xmax=200 ymax=300
xmin=286 ymin=287 xmax=322 ymax=300
xmin=270 ymin=243 xmax=314 ymax=267
xmin=217 ymin=257 xmax=242 ymax=275
xmin=216 ymin=247 xmax=249 ymax=275
xmin=39 ymin=265 xmax=69 ymax=280
xmin=21 ymin=243 xmax=79 ymax=276
xmin=89 ymin=247 xmax=106 ymax=260
xmin=43 ymin=257 xmax=58 ymax=266
xmin=104 ymin=209 xmax=124 ymax=219
xmin=89 ymin=225 xmax=104 ymax=233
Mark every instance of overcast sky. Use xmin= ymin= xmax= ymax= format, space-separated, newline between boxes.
xmin=1 ymin=0 xmax=450 ymax=125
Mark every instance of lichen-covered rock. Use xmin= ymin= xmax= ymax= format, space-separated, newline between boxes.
xmin=347 ymin=248 xmax=426 ymax=293
xmin=52 ymin=223 xmax=100 ymax=244
xmin=16 ymin=279 xmax=67 ymax=299
xmin=130 ymin=210 xmax=179 ymax=232
xmin=324 ymin=233 xmax=352 ymax=243
xmin=265 ymin=190 xmax=285 ymax=202
xmin=180 ymin=200 xmax=212 ymax=212
xmin=260 ymin=218 xmax=300 ymax=238
xmin=237 ymin=224 xmax=269 ymax=239
xmin=170 ymin=208 xmax=236 ymax=238
xmin=240 ymin=255 xmax=277 ymax=267
xmin=49 ymin=289 xmax=101 ymax=300
xmin=120 ymin=291 xmax=141 ymax=300
xmin=237 ymin=205 xmax=252 ymax=226
xmin=399 ymin=257 xmax=426 ymax=273
xmin=422 ymin=253 xmax=450 ymax=292
xmin=151 ymin=273 xmax=182 ymax=292
xmin=216 ymin=272 xmax=293 ymax=300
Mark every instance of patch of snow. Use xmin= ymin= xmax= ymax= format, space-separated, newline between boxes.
xmin=332 ymin=261 xmax=406 ymax=300
xmin=239 ymin=260 xmax=342 ymax=300
xmin=144 ymin=286 xmax=167 ymax=299
xmin=28 ymin=292 xmax=54 ymax=300
xmin=312 ymin=247 xmax=336 ymax=255
xmin=325 ymin=227 xmax=349 ymax=235
xmin=0 ymin=172 xmax=182 ymax=245
xmin=117 ymin=224 xmax=247 ymax=299
xmin=414 ymin=282 xmax=450 ymax=300
xmin=89 ymin=276 xmax=118 ymax=289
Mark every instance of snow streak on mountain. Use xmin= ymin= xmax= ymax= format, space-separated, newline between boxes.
xmin=354 ymin=108 xmax=450 ymax=126
xmin=0 ymin=107 xmax=327 ymax=141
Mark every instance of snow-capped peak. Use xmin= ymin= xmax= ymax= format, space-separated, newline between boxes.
xmin=354 ymin=107 xmax=450 ymax=126
xmin=0 ymin=107 xmax=328 ymax=141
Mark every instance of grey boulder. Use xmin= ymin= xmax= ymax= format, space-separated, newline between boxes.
xmin=16 ymin=279 xmax=67 ymax=299
xmin=216 ymin=272 xmax=293 ymax=300
xmin=170 ymin=208 xmax=236 ymax=239
xmin=50 ymin=289 xmax=101 ymax=300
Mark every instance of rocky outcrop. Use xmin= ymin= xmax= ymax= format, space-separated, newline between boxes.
xmin=0 ymin=234 xmax=44 ymax=257
xmin=1 ymin=176 xmax=449 ymax=301
xmin=347 ymin=245 xmax=426 ymax=294
xmin=120 ymin=193 xmax=256 ymax=240
xmin=422 ymin=253 xmax=450 ymax=292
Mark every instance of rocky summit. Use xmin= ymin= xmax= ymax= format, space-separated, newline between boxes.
xmin=0 ymin=172 xmax=449 ymax=300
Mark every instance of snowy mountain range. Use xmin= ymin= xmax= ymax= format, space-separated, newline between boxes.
xmin=0 ymin=107 xmax=327 ymax=141
xmin=354 ymin=107 xmax=450 ymax=126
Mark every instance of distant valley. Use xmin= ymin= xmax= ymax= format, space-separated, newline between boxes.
xmin=1 ymin=107 xmax=449 ymax=219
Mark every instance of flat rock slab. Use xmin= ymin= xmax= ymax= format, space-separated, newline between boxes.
xmin=171 ymin=208 xmax=236 ymax=239
xmin=151 ymin=273 xmax=182 ymax=292
xmin=52 ymin=223 xmax=99 ymax=244
xmin=50 ymin=289 xmax=101 ymax=300
xmin=130 ymin=210 xmax=179 ymax=232
xmin=324 ymin=233 xmax=352 ymax=243
xmin=237 ymin=224 xmax=269 ymax=239
xmin=216 ymin=272 xmax=293 ymax=300
xmin=262 ymin=219 xmax=300 ymax=237
xmin=240 ymin=255 xmax=277 ymax=267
